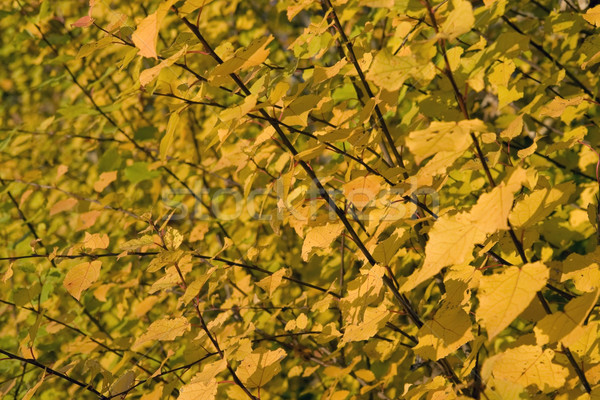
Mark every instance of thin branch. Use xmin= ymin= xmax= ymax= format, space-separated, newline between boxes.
xmin=0 ymin=349 xmax=108 ymax=399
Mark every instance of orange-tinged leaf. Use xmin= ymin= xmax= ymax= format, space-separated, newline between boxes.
xmin=133 ymin=317 xmax=191 ymax=349
xmin=132 ymin=12 xmax=159 ymax=59
xmin=93 ymin=171 xmax=117 ymax=192
xmin=83 ymin=232 xmax=109 ymax=250
xmin=72 ymin=15 xmax=94 ymax=28
xmin=63 ymin=260 xmax=102 ymax=300
xmin=491 ymin=345 xmax=568 ymax=391
xmin=583 ymin=5 xmax=600 ymax=27
xmin=477 ymin=262 xmax=548 ymax=338
xmin=534 ymin=289 xmax=599 ymax=345
xmin=343 ymin=175 xmax=382 ymax=210
xmin=236 ymin=347 xmax=287 ymax=388
xmin=413 ymin=305 xmax=474 ymax=361
xmin=50 ymin=198 xmax=78 ymax=216
xmin=131 ymin=0 xmax=176 ymax=59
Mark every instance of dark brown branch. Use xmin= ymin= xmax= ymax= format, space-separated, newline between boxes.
xmin=0 ymin=349 xmax=108 ymax=399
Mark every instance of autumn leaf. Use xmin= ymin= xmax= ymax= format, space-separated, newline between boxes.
xmin=477 ymin=262 xmax=548 ymax=339
xmin=343 ymin=175 xmax=382 ymax=210
xmin=178 ymin=379 xmax=218 ymax=400
xmin=399 ymin=212 xmax=485 ymax=292
xmin=132 ymin=0 xmax=177 ymax=59
xmin=133 ymin=317 xmax=191 ymax=349
xmin=583 ymin=5 xmax=600 ymax=27
xmin=93 ymin=170 xmax=117 ymax=192
xmin=83 ymin=232 xmax=109 ymax=250
xmin=236 ymin=347 xmax=287 ymax=388
xmin=50 ymin=198 xmax=78 ymax=216
xmin=302 ymin=223 xmax=344 ymax=261
xmin=534 ymin=289 xmax=599 ymax=345
xmin=491 ymin=346 xmax=568 ymax=391
xmin=440 ymin=0 xmax=474 ymax=40
xmin=63 ymin=260 xmax=102 ymax=300
xmin=413 ymin=305 xmax=474 ymax=360
xmin=140 ymin=45 xmax=187 ymax=87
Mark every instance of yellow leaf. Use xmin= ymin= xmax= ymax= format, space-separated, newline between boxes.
xmin=477 ymin=262 xmax=548 ymax=339
xmin=583 ymin=5 xmax=600 ymax=27
xmin=500 ymin=115 xmax=523 ymax=140
xmin=257 ymin=268 xmax=288 ymax=296
xmin=509 ymin=182 xmax=575 ymax=228
xmin=140 ymin=45 xmax=187 ymax=86
xmin=211 ymin=36 xmax=273 ymax=77
xmin=340 ymin=304 xmax=389 ymax=344
xmin=236 ymin=347 xmax=287 ymax=388
xmin=178 ymin=379 xmax=218 ymax=400
xmin=468 ymin=168 xmax=526 ymax=234
xmin=372 ymin=228 xmax=405 ymax=265
xmin=302 ymin=223 xmax=344 ymax=261
xmin=540 ymin=96 xmax=584 ymax=118
xmin=50 ymin=198 xmax=78 ymax=216
xmin=440 ymin=0 xmax=474 ymax=40
xmin=343 ymin=175 xmax=382 ymax=210
xmin=219 ymin=93 xmax=258 ymax=122
xmin=313 ymin=59 xmax=346 ymax=84
xmin=133 ymin=317 xmax=190 ymax=349
xmin=568 ymin=321 xmax=600 ymax=363
xmin=561 ymin=250 xmax=600 ymax=293
xmin=93 ymin=170 xmax=117 ymax=192
xmin=534 ymin=289 xmax=599 ymax=345
xmin=178 ymin=0 xmax=217 ymax=16
xmin=63 ymin=260 xmax=102 ymax=300
xmin=413 ymin=305 xmax=474 ymax=361
xmin=366 ymin=49 xmax=419 ymax=91
xmin=492 ymin=345 xmax=568 ymax=391
xmin=406 ymin=120 xmax=485 ymax=164
xmin=83 ymin=232 xmax=109 ymax=250
xmin=131 ymin=0 xmax=176 ymax=59
xmin=178 ymin=267 xmax=216 ymax=307
xmin=160 ymin=111 xmax=181 ymax=160
xmin=296 ymin=313 xmax=308 ymax=329
xmin=164 ymin=227 xmax=183 ymax=250
xmin=399 ymin=212 xmax=485 ymax=292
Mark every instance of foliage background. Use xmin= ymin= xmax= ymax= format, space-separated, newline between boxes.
xmin=2 ymin=0 xmax=600 ymax=398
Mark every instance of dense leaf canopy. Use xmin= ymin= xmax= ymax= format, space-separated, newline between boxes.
xmin=2 ymin=0 xmax=600 ymax=399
